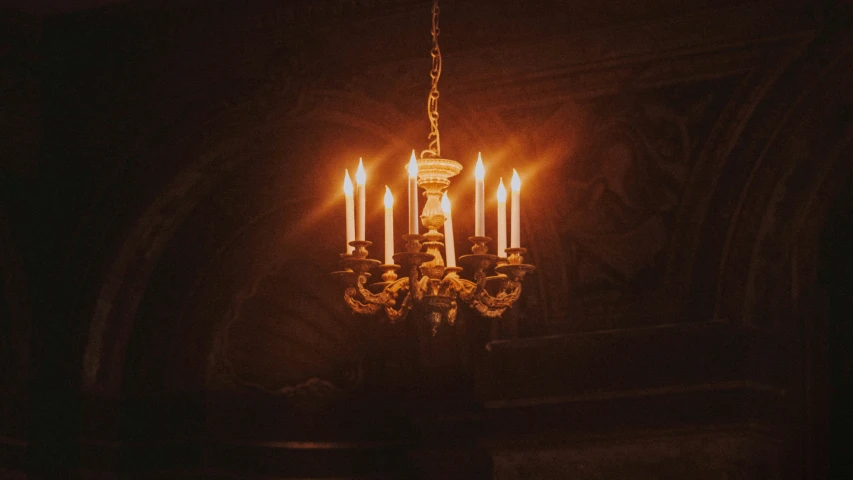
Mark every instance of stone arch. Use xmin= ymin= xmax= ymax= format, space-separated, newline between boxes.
xmin=679 ymin=27 xmax=853 ymax=479
xmin=79 ymin=87 xmax=422 ymax=397
xmin=682 ymin=24 xmax=853 ymax=327
xmin=714 ymin=47 xmax=853 ymax=328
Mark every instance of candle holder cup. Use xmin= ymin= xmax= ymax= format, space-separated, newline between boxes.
xmin=495 ymin=247 xmax=536 ymax=281
xmin=371 ymin=264 xmax=401 ymax=290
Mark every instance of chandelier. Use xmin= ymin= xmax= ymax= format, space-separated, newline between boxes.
xmin=332 ymin=0 xmax=534 ymax=330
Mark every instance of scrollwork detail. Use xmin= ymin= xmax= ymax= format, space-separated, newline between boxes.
xmin=442 ymin=274 xmax=522 ymax=319
xmin=344 ymin=275 xmax=413 ymax=322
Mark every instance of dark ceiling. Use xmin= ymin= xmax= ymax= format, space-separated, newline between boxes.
xmin=2 ymin=0 xmax=129 ymax=14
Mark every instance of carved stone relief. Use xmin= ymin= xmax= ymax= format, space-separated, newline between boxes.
xmin=508 ymin=77 xmax=742 ymax=329
xmin=211 ymin=261 xmax=365 ymax=406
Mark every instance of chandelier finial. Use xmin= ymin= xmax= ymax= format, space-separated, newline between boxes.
xmin=422 ymin=0 xmax=442 ymax=159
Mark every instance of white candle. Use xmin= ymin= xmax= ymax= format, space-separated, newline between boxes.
xmin=355 ymin=158 xmax=366 ymax=241
xmin=384 ymin=186 xmax=394 ymax=265
xmin=497 ymin=178 xmax=507 ymax=256
xmin=474 ymin=153 xmax=485 ymax=237
xmin=408 ymin=150 xmax=419 ymax=234
xmin=343 ymin=170 xmax=355 ymax=253
xmin=441 ymin=193 xmax=456 ymax=268
xmin=511 ymin=169 xmax=521 ymax=248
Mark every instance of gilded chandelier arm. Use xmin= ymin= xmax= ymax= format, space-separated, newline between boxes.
xmin=345 ymin=275 xmax=413 ymax=322
xmin=343 ymin=285 xmax=383 ymax=316
xmin=468 ymin=279 xmax=522 ymax=318
xmin=442 ymin=273 xmax=522 ymax=318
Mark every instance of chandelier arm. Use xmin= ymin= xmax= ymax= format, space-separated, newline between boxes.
xmin=453 ymin=278 xmax=479 ymax=300
xmin=439 ymin=274 xmax=469 ymax=300
xmin=381 ymin=278 xmax=414 ymax=321
xmin=453 ymin=278 xmax=522 ymax=318
xmin=421 ymin=0 xmax=441 ymax=159
xmin=354 ymin=274 xmax=378 ymax=301
xmin=470 ymin=301 xmax=507 ymax=318
xmin=388 ymin=291 xmax=414 ymax=322
xmin=342 ymin=275 xmax=413 ymax=320
xmin=473 ymin=288 xmax=515 ymax=309
xmin=355 ymin=276 xmax=413 ymax=318
xmin=355 ymin=275 xmax=393 ymax=304
xmin=343 ymin=286 xmax=383 ymax=315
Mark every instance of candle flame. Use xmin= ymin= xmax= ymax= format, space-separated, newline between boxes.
xmin=475 ymin=153 xmax=485 ymax=180
xmin=441 ymin=192 xmax=451 ymax=214
xmin=356 ymin=158 xmax=366 ymax=185
xmin=497 ymin=178 xmax=507 ymax=202
xmin=511 ymin=169 xmax=520 ymax=192
xmin=408 ymin=150 xmax=418 ymax=178
xmin=384 ymin=185 xmax=393 ymax=208
xmin=343 ymin=170 xmax=353 ymax=195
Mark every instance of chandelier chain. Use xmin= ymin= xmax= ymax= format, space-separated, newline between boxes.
xmin=422 ymin=0 xmax=442 ymax=159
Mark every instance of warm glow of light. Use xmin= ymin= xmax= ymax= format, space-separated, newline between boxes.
xmin=511 ymin=169 xmax=520 ymax=192
xmin=343 ymin=170 xmax=353 ymax=195
xmin=441 ymin=192 xmax=451 ymax=214
xmin=408 ymin=150 xmax=418 ymax=178
xmin=384 ymin=185 xmax=393 ymax=208
xmin=356 ymin=158 xmax=366 ymax=185
xmin=475 ymin=153 xmax=485 ymax=180
xmin=497 ymin=178 xmax=507 ymax=202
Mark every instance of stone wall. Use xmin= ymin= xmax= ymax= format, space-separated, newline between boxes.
xmin=1 ymin=0 xmax=852 ymax=478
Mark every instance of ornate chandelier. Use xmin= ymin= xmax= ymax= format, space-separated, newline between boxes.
xmin=332 ymin=0 xmax=534 ymax=330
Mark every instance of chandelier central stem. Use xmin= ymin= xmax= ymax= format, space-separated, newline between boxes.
xmin=414 ymin=0 xmax=458 ymax=279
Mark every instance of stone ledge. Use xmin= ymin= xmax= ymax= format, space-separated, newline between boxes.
xmin=479 ymin=320 xmax=788 ymax=403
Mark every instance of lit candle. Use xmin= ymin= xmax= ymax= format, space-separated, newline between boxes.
xmin=511 ymin=169 xmax=521 ymax=248
xmin=441 ymin=192 xmax=456 ymax=268
xmin=497 ymin=178 xmax=507 ymax=256
xmin=475 ymin=153 xmax=485 ymax=237
xmin=408 ymin=150 xmax=419 ymax=234
xmin=344 ymin=170 xmax=355 ymax=253
xmin=355 ymin=158 xmax=366 ymax=241
xmin=384 ymin=186 xmax=394 ymax=265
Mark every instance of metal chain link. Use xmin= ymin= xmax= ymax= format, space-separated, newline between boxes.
xmin=421 ymin=0 xmax=442 ymax=158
